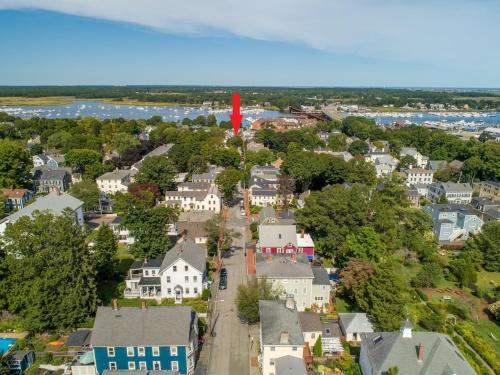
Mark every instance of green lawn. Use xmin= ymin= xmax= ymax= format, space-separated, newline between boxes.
xmin=476 ymin=270 xmax=500 ymax=290
xmin=473 ymin=319 xmax=500 ymax=354
xmin=334 ymin=296 xmax=357 ymax=313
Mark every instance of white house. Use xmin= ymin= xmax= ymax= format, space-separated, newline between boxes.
xmin=338 ymin=313 xmax=374 ymax=342
xmin=124 ymin=240 xmax=207 ymax=301
xmin=298 ymin=312 xmax=322 ymax=348
xmin=365 ymin=153 xmax=399 ymax=178
xmin=400 ymin=147 xmax=429 ymax=168
xmin=165 ymin=185 xmax=221 ymax=213
xmin=96 ymin=169 xmax=132 ymax=194
xmin=32 ymin=153 xmax=61 ymax=169
xmin=255 ymin=253 xmax=330 ymax=312
xmin=428 ymin=182 xmax=473 ymax=204
xmin=0 ymin=192 xmax=84 ymax=235
xmin=259 ymin=299 xmax=305 ymax=375
xmin=405 ymin=168 xmax=434 ymax=186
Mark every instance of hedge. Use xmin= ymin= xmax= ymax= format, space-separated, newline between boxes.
xmin=455 ymin=323 xmax=500 ymax=373
xmin=415 ymin=288 xmax=428 ymax=301
xmin=451 ymin=334 xmax=492 ymax=375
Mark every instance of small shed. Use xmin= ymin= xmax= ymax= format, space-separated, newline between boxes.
xmin=8 ymin=350 xmax=35 ymax=375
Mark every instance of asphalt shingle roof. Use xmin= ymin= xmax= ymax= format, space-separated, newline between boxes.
xmin=259 ymin=300 xmax=304 ymax=346
xmin=255 ymin=254 xmax=313 ymax=279
xmin=1 ymin=192 xmax=83 ymax=225
xmin=298 ymin=312 xmax=322 ymax=332
xmin=160 ymin=240 xmax=206 ymax=273
xmin=258 ymin=224 xmax=297 ymax=248
xmin=339 ymin=313 xmax=374 ymax=334
xmin=91 ymin=306 xmax=195 ymax=347
xmin=275 ymin=356 xmax=307 ymax=375
xmin=360 ymin=330 xmax=476 ymax=375
xmin=311 ymin=267 xmax=330 ymax=285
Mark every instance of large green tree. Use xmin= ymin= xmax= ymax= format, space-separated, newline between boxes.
xmin=0 ymin=140 xmax=31 ymax=188
xmin=111 ymin=132 xmax=140 ymax=156
xmin=134 ymin=155 xmax=177 ymax=194
xmin=114 ymin=192 xmax=178 ymax=259
xmin=65 ymin=149 xmax=102 ymax=173
xmin=236 ymin=278 xmax=280 ymax=323
xmin=69 ymin=181 xmax=100 ymax=212
xmin=215 ymin=167 xmax=241 ymax=202
xmin=1 ymin=211 xmax=97 ymax=331
xmin=465 ymin=221 xmax=500 ymax=272
xmin=91 ymin=224 xmax=118 ymax=280
xmin=355 ymin=263 xmax=409 ymax=330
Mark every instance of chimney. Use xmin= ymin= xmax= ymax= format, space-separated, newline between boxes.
xmin=279 ymin=331 xmax=289 ymax=344
xmin=300 ymin=229 xmax=305 ymax=238
xmin=285 ymin=296 xmax=295 ymax=310
xmin=417 ymin=343 xmax=424 ymax=362
xmin=266 ymin=255 xmax=273 ymax=263
xmin=141 ymin=300 xmax=148 ymax=310
xmin=112 ymin=299 xmax=119 ymax=311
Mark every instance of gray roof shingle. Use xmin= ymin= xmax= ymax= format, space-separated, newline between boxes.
xmin=160 ymin=240 xmax=206 ymax=273
xmin=275 ymin=356 xmax=307 ymax=375
xmin=339 ymin=313 xmax=374 ymax=334
xmin=91 ymin=306 xmax=195 ymax=347
xmin=1 ymin=192 xmax=83 ymax=225
xmin=259 ymin=300 xmax=304 ymax=346
xmin=361 ymin=330 xmax=475 ymax=375
xmin=258 ymin=224 xmax=297 ymax=248
xmin=255 ymin=254 xmax=313 ymax=279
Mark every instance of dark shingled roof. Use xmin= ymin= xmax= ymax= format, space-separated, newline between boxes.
xmin=138 ymin=277 xmax=161 ymax=286
xmin=259 ymin=300 xmax=304 ymax=346
xmin=298 ymin=312 xmax=322 ymax=333
xmin=91 ymin=306 xmax=195 ymax=347
xmin=67 ymin=330 xmax=92 ymax=347
xmin=160 ymin=240 xmax=206 ymax=273
xmin=311 ymin=267 xmax=330 ymax=285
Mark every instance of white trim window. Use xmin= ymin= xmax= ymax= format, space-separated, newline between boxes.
xmin=153 ymin=361 xmax=161 ymax=371
xmin=109 ymin=362 xmax=117 ymax=371
xmin=170 ymin=346 xmax=178 ymax=356
xmin=128 ymin=362 xmax=136 ymax=370
xmin=126 ymin=347 xmax=134 ymax=357
xmin=139 ymin=362 xmax=147 ymax=370
xmin=138 ymin=347 xmax=145 ymax=357
xmin=172 ymin=361 xmax=179 ymax=371
xmin=107 ymin=347 xmax=115 ymax=357
xmin=152 ymin=346 xmax=160 ymax=356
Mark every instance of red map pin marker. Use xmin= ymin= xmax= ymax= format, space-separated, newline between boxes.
xmin=229 ymin=93 xmax=242 ymax=136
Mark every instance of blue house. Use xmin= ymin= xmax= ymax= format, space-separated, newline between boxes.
xmin=8 ymin=350 xmax=35 ymax=375
xmin=91 ymin=302 xmax=198 ymax=375
xmin=424 ymin=204 xmax=484 ymax=242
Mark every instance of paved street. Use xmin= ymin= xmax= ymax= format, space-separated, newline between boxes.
xmin=205 ymin=205 xmax=250 ymax=375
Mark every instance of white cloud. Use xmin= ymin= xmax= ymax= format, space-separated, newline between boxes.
xmin=1 ymin=0 xmax=499 ymax=69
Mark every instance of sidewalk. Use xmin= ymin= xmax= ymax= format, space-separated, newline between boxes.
xmin=249 ymin=324 xmax=261 ymax=375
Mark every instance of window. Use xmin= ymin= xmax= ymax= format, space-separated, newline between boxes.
xmin=138 ymin=347 xmax=145 ymax=357
xmin=167 ymin=276 xmax=171 ymax=283
xmin=194 ymin=287 xmax=198 ymax=294
xmin=128 ymin=362 xmax=136 ymax=370
xmin=193 ymin=276 xmax=198 ymax=282
xmin=185 ymin=276 xmax=189 ymax=282
xmin=172 ymin=361 xmax=179 ymax=371
xmin=109 ymin=362 xmax=117 ymax=371
xmin=170 ymin=346 xmax=178 ymax=356
xmin=270 ymin=346 xmax=275 ymax=351
xmin=167 ymin=288 xmax=172 ymax=294
xmin=152 ymin=346 xmax=160 ymax=356
xmin=173 ymin=266 xmax=177 ymax=272
xmin=270 ymin=359 xmax=275 ymax=366
xmin=311 ymin=333 xmax=316 ymax=339
xmin=186 ymin=288 xmax=190 ymax=294
xmin=144 ymin=270 xmax=149 ymax=276
xmin=153 ymin=361 xmax=161 ymax=371
xmin=127 ymin=347 xmax=134 ymax=356
xmin=292 ymin=346 xmax=297 ymax=351
xmin=139 ymin=362 xmax=147 ymax=370
xmin=185 ymin=265 xmax=189 ymax=271
xmin=107 ymin=347 xmax=115 ymax=357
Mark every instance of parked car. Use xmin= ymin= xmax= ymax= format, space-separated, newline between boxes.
xmin=220 ymin=268 xmax=227 ymax=276
xmin=219 ymin=276 xmax=227 ymax=290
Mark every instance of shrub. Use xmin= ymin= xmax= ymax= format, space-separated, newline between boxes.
xmin=415 ymin=288 xmax=429 ymax=301
xmin=487 ymin=300 xmax=500 ymax=320
xmin=455 ymin=323 xmax=500 ymax=373
xmin=313 ymin=335 xmax=322 ymax=357
xmin=201 ymin=289 xmax=212 ymax=301
xmin=447 ymin=303 xmax=470 ymax=320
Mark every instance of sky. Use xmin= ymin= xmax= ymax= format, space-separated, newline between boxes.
xmin=0 ymin=0 xmax=499 ymax=87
